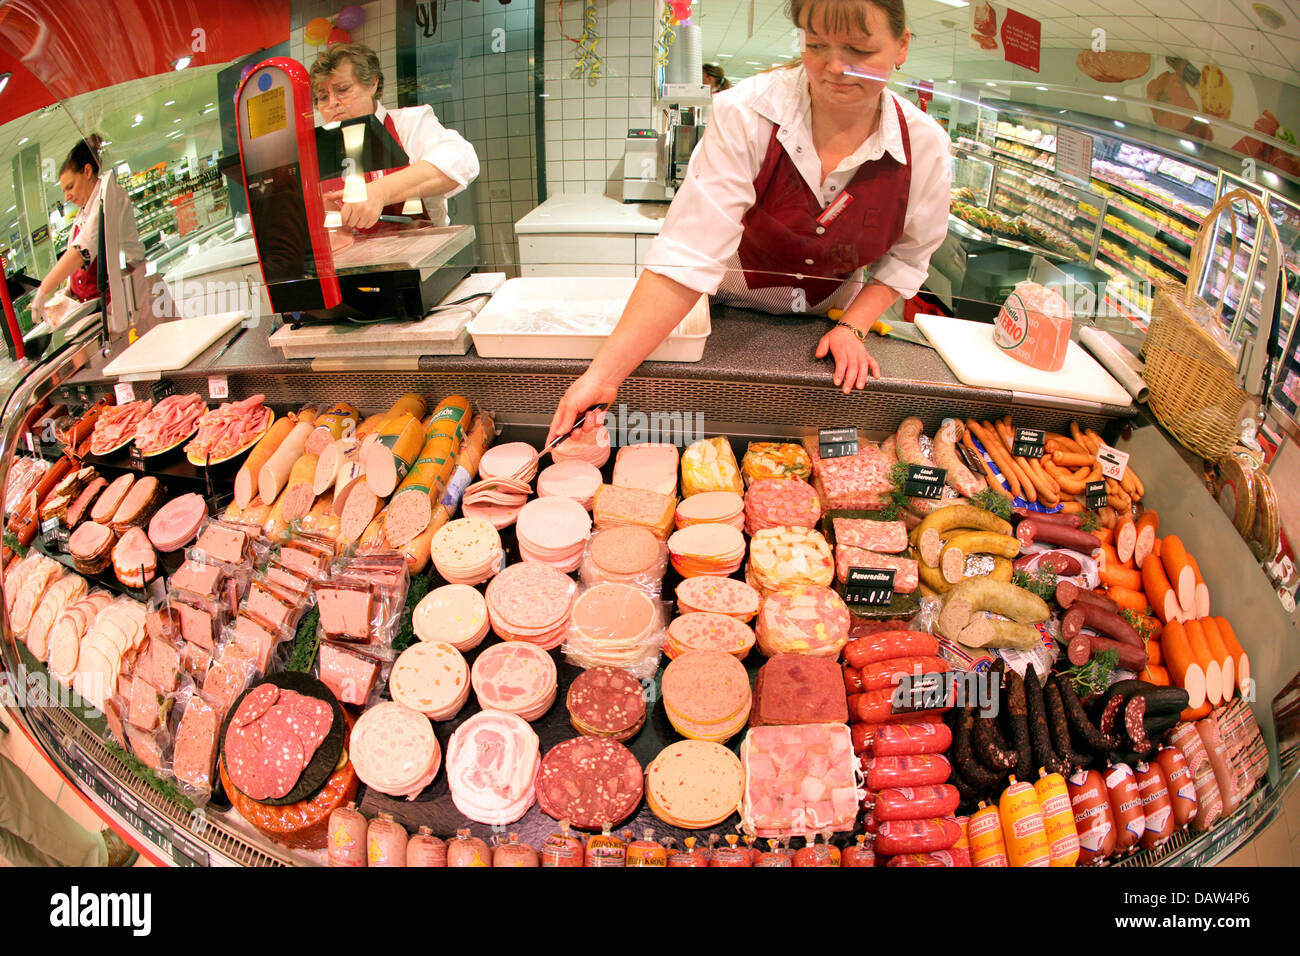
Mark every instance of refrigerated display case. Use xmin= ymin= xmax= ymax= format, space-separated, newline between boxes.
xmin=1 ymin=301 xmax=1296 ymax=868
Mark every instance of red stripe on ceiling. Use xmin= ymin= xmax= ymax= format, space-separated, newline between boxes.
xmin=0 ymin=0 xmax=290 ymax=126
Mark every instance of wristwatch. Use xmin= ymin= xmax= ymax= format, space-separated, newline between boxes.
xmin=834 ymin=319 xmax=868 ymax=345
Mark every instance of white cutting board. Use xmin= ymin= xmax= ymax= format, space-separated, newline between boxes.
xmin=915 ymin=315 xmax=1131 ymax=406
xmin=103 ymin=312 xmax=245 ymax=377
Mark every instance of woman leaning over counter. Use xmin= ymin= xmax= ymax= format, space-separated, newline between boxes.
xmin=549 ymin=0 xmax=951 ymax=440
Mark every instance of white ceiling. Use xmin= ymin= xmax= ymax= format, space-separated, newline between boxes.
xmin=697 ymin=0 xmax=1300 ymax=88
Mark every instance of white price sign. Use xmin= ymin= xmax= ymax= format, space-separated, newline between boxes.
xmin=25 ymin=432 xmax=34 ymax=453
xmin=208 ymin=376 xmax=228 ymax=400
xmin=1096 ymin=442 xmax=1130 ymax=481
xmin=114 ymin=381 xmax=135 ymax=404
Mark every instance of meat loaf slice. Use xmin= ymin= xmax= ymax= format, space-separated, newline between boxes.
xmin=147 ymin=493 xmax=208 ymax=552
xmin=111 ymin=476 xmax=163 ymax=535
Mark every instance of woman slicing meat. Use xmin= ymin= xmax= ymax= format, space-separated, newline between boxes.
xmin=549 ymin=0 xmax=950 ymax=440
xmin=31 ymin=136 xmax=144 ymax=327
xmin=310 ymin=42 xmax=480 ymax=229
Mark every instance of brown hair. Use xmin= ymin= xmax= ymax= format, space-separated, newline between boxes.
xmin=61 ymin=135 xmax=102 ymax=178
xmin=788 ymin=0 xmax=907 ymax=40
xmin=310 ymin=42 xmax=384 ymax=101
xmin=703 ymin=63 xmax=731 ymax=91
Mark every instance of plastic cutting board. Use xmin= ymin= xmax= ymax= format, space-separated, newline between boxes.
xmin=914 ymin=315 xmax=1131 ymax=406
xmin=102 ymin=312 xmax=245 ymax=377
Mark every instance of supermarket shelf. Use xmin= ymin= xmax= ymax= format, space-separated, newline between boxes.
xmin=996 ymin=134 xmax=1055 ymax=154
xmin=1092 ymin=174 xmax=1208 ymax=226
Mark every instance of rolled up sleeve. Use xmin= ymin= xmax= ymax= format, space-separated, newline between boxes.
xmin=406 ymin=106 xmax=479 ymax=198
xmin=868 ymin=117 xmax=952 ymax=299
xmin=642 ymin=91 xmax=763 ymax=295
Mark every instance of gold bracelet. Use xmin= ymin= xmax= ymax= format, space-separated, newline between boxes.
xmin=834 ymin=319 xmax=868 ymax=345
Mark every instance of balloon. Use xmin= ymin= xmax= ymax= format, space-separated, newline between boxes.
xmin=328 ymin=27 xmax=351 ymax=44
xmin=336 ymin=5 xmax=366 ymax=30
xmin=305 ymin=16 xmax=333 ymax=45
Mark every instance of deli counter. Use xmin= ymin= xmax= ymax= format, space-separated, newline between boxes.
xmin=1 ymin=301 xmax=1296 ymax=869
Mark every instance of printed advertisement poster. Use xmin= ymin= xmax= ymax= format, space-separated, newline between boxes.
xmin=968 ymin=1 xmax=1042 ymax=73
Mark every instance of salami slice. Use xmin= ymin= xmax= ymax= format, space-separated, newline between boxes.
xmin=285 ymin=693 xmax=334 ymax=754
xmin=259 ymin=705 xmax=307 ymax=798
xmin=225 ymin=720 xmax=267 ymax=799
xmin=536 ymin=736 xmax=644 ymax=830
xmin=232 ymin=684 xmax=279 ymax=728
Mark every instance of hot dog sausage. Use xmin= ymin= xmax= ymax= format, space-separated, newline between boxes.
xmin=843 ymin=665 xmax=863 ymax=694
xmin=843 ymin=630 xmax=939 ymax=668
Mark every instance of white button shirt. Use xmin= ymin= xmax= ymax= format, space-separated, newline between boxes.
xmin=374 ymin=103 xmax=480 ymax=227
xmin=644 ymin=66 xmax=952 ymax=314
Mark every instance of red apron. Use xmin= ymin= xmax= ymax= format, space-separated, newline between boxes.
xmin=321 ymin=112 xmax=432 ymax=226
xmin=67 ymin=223 xmax=98 ymax=302
xmin=737 ymin=97 xmax=912 ymax=304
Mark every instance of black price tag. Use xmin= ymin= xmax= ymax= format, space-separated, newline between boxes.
xmin=818 ymin=426 xmax=858 ymax=460
xmin=890 ymin=672 xmax=952 ymax=713
xmin=53 ymin=528 xmax=70 ymax=552
xmin=76 ymin=385 xmax=90 ymax=405
xmin=844 ymin=567 xmax=895 ymax=606
xmin=1085 ymin=480 xmax=1107 ymax=510
xmin=1012 ymin=427 xmax=1046 ymax=459
xmin=40 ymin=516 xmax=59 ymax=545
xmin=150 ymin=377 xmax=176 ymax=403
xmin=127 ymin=444 xmax=146 ymax=471
xmin=903 ymin=464 xmax=947 ymax=499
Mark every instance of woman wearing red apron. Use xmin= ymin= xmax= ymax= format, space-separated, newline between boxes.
xmin=549 ymin=0 xmax=950 ymax=440
xmin=33 ymin=137 xmax=141 ymax=324
xmin=309 ymin=43 xmax=479 ymax=230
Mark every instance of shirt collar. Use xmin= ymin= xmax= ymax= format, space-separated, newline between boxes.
xmin=373 ymin=102 xmax=389 ymax=123
xmin=754 ymin=67 xmax=908 ymax=168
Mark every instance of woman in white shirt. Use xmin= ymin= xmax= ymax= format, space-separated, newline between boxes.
xmin=549 ymin=0 xmax=950 ymax=440
xmin=31 ymin=136 xmax=143 ymax=325
xmin=310 ymin=43 xmax=479 ymax=229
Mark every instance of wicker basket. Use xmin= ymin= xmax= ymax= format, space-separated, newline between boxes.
xmin=1142 ymin=189 xmax=1283 ymax=460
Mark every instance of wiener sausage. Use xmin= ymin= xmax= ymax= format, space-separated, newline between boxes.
xmin=1155 ymin=745 xmax=1198 ymax=829
xmin=1104 ymin=763 xmax=1145 ymax=854
xmin=843 ymin=630 xmax=939 ymax=668
xmin=1016 ymin=518 xmax=1101 ymax=553
xmin=874 ymin=785 xmax=961 ymax=821
xmin=863 ymin=754 xmax=952 ymax=790
xmin=1068 ymin=769 xmax=1117 ymax=866
xmin=875 ymin=817 xmax=962 ymax=856
xmin=1196 ymin=718 xmax=1240 ymax=817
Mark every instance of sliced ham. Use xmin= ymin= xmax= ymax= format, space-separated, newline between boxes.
xmin=147 ymin=493 xmax=208 ymax=552
xmin=112 ymin=528 xmax=158 ymax=587
xmin=70 ymin=521 xmax=116 ymax=575
xmin=91 ymin=474 xmax=135 ymax=525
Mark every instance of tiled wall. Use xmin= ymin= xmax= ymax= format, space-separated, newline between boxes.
xmin=542 ymin=0 xmax=658 ymax=198
xmin=290 ymin=0 xmax=400 ymax=112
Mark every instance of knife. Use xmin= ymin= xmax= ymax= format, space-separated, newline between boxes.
xmin=205 ymin=325 xmax=248 ymax=367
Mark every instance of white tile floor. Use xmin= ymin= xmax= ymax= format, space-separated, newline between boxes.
xmin=1 ymin=705 xmax=1296 ymax=867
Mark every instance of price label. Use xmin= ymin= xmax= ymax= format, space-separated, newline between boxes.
xmin=77 ymin=385 xmax=90 ymax=404
xmin=40 ymin=516 xmax=59 ymax=543
xmin=114 ymin=381 xmax=135 ymax=404
xmin=1095 ymin=442 xmax=1129 ymax=481
xmin=844 ymin=567 xmax=895 ymax=606
xmin=818 ymin=426 xmax=858 ymax=460
xmin=903 ymin=464 xmax=947 ymax=500
xmin=150 ymin=378 xmax=176 ymax=403
xmin=1085 ymin=480 xmax=1107 ymax=510
xmin=208 ymin=375 xmax=228 ymax=400
xmin=53 ymin=528 xmax=70 ymax=552
xmin=127 ymin=444 xmax=146 ymax=471
xmin=1012 ymin=427 xmax=1046 ymax=459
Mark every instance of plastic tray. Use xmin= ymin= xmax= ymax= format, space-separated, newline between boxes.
xmin=467 ymin=277 xmax=711 ymax=362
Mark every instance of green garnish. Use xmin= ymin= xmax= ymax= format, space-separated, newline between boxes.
xmin=3 ymin=530 xmax=28 ymax=558
xmin=1066 ymin=647 xmax=1119 ymax=698
xmin=1080 ymin=510 xmax=1101 ymax=533
xmin=392 ymin=573 xmax=434 ymax=654
xmin=1012 ymin=565 xmax=1059 ymax=603
xmin=971 ymin=487 xmax=1012 ymax=522
xmin=885 ymin=462 xmax=911 ymax=517
xmin=286 ymin=606 xmax=321 ymax=673
xmin=1119 ymin=607 xmax=1153 ymax=644
xmin=103 ymin=740 xmax=196 ymax=812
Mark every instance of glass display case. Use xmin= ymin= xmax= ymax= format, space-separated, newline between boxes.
xmin=951 ymin=149 xmax=994 ymax=209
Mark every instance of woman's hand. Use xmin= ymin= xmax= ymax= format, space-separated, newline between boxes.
xmin=815 ymin=323 xmax=881 ymax=393
xmin=30 ymin=289 xmax=48 ymax=325
xmin=322 ymin=189 xmax=385 ymax=229
xmin=547 ymin=369 xmax=619 ymax=447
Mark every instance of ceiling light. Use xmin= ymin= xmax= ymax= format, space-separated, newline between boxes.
xmin=174 ymin=56 xmax=192 ymax=71
xmin=1103 ymin=95 xmax=1118 ymax=102
xmin=986 ymin=81 xmax=997 ymax=87
xmin=947 ymin=79 xmax=956 ymax=85
xmin=1263 ymin=171 xmax=1280 ymax=186
xmin=203 ymin=106 xmax=215 ymax=114
xmin=1114 ymin=120 xmax=1125 ymax=128
xmin=717 ymin=54 xmax=732 ymax=58
xmin=932 ymin=0 xmax=970 ymax=6
xmin=17 ymin=137 xmax=27 ymax=145
xmin=173 ymin=117 xmax=182 ymax=123
xmin=1036 ymin=86 xmax=1047 ymax=91
xmin=5 ymin=205 xmax=14 ymax=213
xmin=0 ymin=73 xmax=10 ymax=95
xmin=1193 ymin=115 xmax=1208 ymax=123
xmin=164 ymin=99 xmax=175 ymax=106
xmin=746 ymin=61 xmax=762 ymax=65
